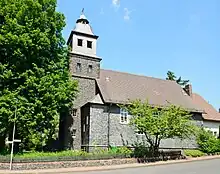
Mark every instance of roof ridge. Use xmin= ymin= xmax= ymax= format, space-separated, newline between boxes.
xmin=100 ymin=68 xmax=177 ymax=83
xmin=193 ymin=92 xmax=201 ymax=96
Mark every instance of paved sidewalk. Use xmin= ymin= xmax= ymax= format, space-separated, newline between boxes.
xmin=1 ymin=155 xmax=220 ymax=174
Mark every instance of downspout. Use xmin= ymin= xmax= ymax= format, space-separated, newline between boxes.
xmin=107 ymin=103 xmax=112 ymax=149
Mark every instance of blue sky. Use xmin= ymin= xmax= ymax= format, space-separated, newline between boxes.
xmin=57 ymin=0 xmax=220 ymax=110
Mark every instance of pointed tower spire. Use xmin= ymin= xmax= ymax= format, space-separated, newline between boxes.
xmin=77 ymin=8 xmax=89 ymax=24
xmin=67 ymin=9 xmax=100 ymax=57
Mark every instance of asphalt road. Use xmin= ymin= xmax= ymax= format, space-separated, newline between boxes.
xmin=70 ymin=159 xmax=219 ymax=174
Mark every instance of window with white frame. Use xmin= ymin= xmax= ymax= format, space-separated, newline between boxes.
xmin=135 ymin=129 xmax=144 ymax=135
xmin=87 ymin=40 xmax=92 ymax=49
xmin=77 ymin=39 xmax=83 ymax=46
xmin=120 ymin=108 xmax=129 ymax=124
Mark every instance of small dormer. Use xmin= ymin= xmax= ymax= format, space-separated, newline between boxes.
xmin=67 ymin=10 xmax=99 ymax=57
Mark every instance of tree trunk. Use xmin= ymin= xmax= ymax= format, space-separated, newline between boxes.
xmin=153 ymin=146 xmax=159 ymax=157
xmin=153 ymin=136 xmax=160 ymax=158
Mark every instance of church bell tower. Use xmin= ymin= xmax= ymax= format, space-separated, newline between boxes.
xmin=67 ymin=9 xmax=101 ymax=79
xmin=64 ymin=10 xmax=102 ymax=150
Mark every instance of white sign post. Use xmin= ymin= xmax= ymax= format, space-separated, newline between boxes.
xmin=6 ymin=105 xmax=21 ymax=170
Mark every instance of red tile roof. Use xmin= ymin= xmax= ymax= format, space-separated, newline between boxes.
xmin=97 ymin=69 xmax=203 ymax=112
xmin=192 ymin=93 xmax=220 ymax=122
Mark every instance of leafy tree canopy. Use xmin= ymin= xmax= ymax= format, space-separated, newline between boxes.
xmin=166 ymin=71 xmax=189 ymax=87
xmin=0 ymin=0 xmax=77 ymax=151
xmin=121 ymin=100 xmax=197 ymax=156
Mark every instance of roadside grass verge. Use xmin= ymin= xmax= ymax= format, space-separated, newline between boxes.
xmin=0 ymin=147 xmax=132 ymax=163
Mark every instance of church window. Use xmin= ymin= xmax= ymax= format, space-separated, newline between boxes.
xmin=76 ymin=63 xmax=82 ymax=72
xmin=86 ymin=116 xmax=89 ymax=125
xmin=72 ymin=109 xmax=77 ymax=117
xmin=72 ymin=129 xmax=76 ymax=138
xmin=83 ymin=124 xmax=86 ymax=132
xmin=78 ymin=39 xmax=83 ymax=46
xmin=88 ymin=65 xmax=93 ymax=73
xmin=87 ymin=40 xmax=92 ymax=48
xmin=120 ymin=108 xmax=129 ymax=124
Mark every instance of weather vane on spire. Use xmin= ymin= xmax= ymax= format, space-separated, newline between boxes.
xmin=81 ymin=8 xmax=85 ymax=15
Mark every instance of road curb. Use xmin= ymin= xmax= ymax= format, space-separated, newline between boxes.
xmin=1 ymin=155 xmax=220 ymax=174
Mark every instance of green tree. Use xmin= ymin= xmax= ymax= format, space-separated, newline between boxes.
xmin=166 ymin=71 xmax=189 ymax=87
xmin=196 ymin=128 xmax=220 ymax=154
xmin=0 ymin=0 xmax=77 ymax=151
xmin=166 ymin=71 xmax=176 ymax=81
xmin=122 ymin=100 xmax=197 ymax=156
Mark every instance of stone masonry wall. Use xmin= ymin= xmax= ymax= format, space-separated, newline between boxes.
xmin=73 ymin=77 xmax=96 ymax=108
xmin=89 ymin=104 xmax=109 ymax=147
xmin=0 ymin=158 xmax=137 ymax=170
xmin=89 ymin=104 xmax=202 ymax=149
xmin=70 ymin=53 xmax=101 ymax=79
xmin=64 ymin=53 xmax=101 ymax=150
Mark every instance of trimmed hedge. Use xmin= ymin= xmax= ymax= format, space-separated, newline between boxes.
xmin=184 ymin=150 xmax=205 ymax=157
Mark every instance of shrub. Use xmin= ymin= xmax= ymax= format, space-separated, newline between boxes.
xmin=0 ymin=148 xmax=9 ymax=156
xmin=196 ymin=129 xmax=220 ymax=154
xmin=184 ymin=150 xmax=205 ymax=157
xmin=108 ymin=146 xmax=132 ymax=158
xmin=116 ymin=147 xmax=132 ymax=157
xmin=132 ymin=142 xmax=151 ymax=158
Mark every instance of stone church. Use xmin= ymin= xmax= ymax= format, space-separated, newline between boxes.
xmin=60 ymin=11 xmax=217 ymax=151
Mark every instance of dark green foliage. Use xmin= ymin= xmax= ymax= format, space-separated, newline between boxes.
xmin=132 ymin=142 xmax=151 ymax=158
xmin=196 ymin=128 xmax=220 ymax=154
xmin=132 ymin=142 xmax=184 ymax=162
xmin=0 ymin=0 xmax=78 ymax=151
xmin=176 ymin=77 xmax=190 ymax=87
xmin=166 ymin=71 xmax=189 ymax=87
xmin=166 ymin=71 xmax=176 ymax=81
